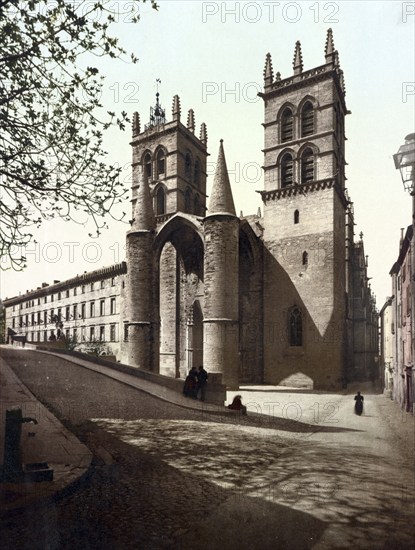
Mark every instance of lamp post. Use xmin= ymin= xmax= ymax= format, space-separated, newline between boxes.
xmin=393 ymin=133 xmax=415 ymax=412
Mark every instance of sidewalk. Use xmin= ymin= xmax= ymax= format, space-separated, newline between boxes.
xmin=0 ymin=355 xmax=92 ymax=515
xmin=0 ymin=347 xmax=243 ymax=515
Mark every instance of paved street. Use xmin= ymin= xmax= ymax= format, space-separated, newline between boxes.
xmin=0 ymin=348 xmax=414 ymax=549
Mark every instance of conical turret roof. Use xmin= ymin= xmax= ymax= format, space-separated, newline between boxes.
xmin=131 ymin=168 xmax=155 ymax=231
xmin=208 ymin=140 xmax=236 ymax=216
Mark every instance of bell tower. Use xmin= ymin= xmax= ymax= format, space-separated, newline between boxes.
xmin=130 ymin=89 xmax=208 ymax=222
xmin=259 ymin=29 xmax=350 ymax=389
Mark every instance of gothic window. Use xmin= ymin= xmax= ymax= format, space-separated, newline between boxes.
xmin=301 ymin=148 xmax=314 ymax=183
xmin=302 ymin=251 xmax=308 ymax=266
xmin=185 ymin=153 xmax=192 ymax=180
xmin=301 ymin=102 xmax=314 ymax=137
xmin=281 ymin=153 xmax=294 ymax=188
xmin=157 ymin=149 xmax=165 ymax=176
xmin=144 ymin=153 xmax=152 ymax=179
xmin=194 ymin=159 xmax=201 ymax=186
xmin=281 ymin=108 xmax=294 ymax=142
xmin=185 ymin=188 xmax=192 ymax=213
xmin=294 ymin=210 xmax=300 ymax=224
xmin=156 ymin=187 xmax=166 ymax=215
xmin=289 ymin=307 xmax=303 ymax=347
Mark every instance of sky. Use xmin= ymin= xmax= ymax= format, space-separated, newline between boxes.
xmin=1 ymin=0 xmax=414 ymax=307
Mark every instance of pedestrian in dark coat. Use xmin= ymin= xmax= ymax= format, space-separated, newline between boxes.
xmin=196 ymin=365 xmax=208 ymax=401
xmin=183 ymin=367 xmax=198 ymax=398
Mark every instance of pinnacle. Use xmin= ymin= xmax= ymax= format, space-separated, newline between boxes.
xmin=263 ymin=52 xmax=274 ymax=84
xmin=325 ymin=28 xmax=335 ymax=56
xmin=172 ymin=94 xmax=181 ymax=121
xmin=325 ymin=28 xmax=337 ymax=64
xmin=187 ymin=108 xmax=195 ymax=132
xmin=199 ymin=122 xmax=208 ymax=146
xmin=132 ymin=112 xmax=140 ymax=136
xmin=293 ymin=40 xmax=303 ymax=74
xmin=208 ymin=140 xmax=236 ymax=216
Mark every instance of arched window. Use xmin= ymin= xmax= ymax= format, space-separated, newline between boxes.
xmin=194 ymin=159 xmax=201 ymax=186
xmin=281 ymin=153 xmax=294 ymax=188
xmin=157 ymin=149 xmax=165 ymax=177
xmin=289 ymin=307 xmax=303 ymax=347
xmin=281 ymin=107 xmax=294 ymax=143
xmin=185 ymin=153 xmax=192 ymax=180
xmin=294 ymin=210 xmax=300 ymax=224
xmin=144 ymin=153 xmax=152 ymax=179
xmin=301 ymin=102 xmax=314 ymax=137
xmin=185 ymin=188 xmax=192 ymax=213
xmin=156 ymin=187 xmax=165 ymax=215
xmin=302 ymin=251 xmax=308 ymax=266
xmin=301 ymin=148 xmax=314 ymax=183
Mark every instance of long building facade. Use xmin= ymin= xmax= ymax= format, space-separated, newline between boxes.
xmin=380 ymin=226 xmax=414 ymax=412
xmin=3 ymin=30 xmax=378 ymax=390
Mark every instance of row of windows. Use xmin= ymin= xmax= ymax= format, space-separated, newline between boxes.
xmin=24 ymin=324 xmax=118 ymax=343
xmin=280 ymin=101 xmax=314 ymax=143
xmin=143 ymin=149 xmax=202 ymax=186
xmin=12 ymin=298 xmax=117 ymax=328
xmin=154 ymin=186 xmax=204 ymax=217
xmin=13 ymin=278 xmax=118 ymax=311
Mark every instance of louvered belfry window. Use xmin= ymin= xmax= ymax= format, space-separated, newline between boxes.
xmin=281 ymin=108 xmax=294 ymax=142
xmin=157 ymin=149 xmax=165 ymax=176
xmin=301 ymin=149 xmax=314 ymax=183
xmin=281 ymin=153 xmax=294 ymax=188
xmin=301 ymin=102 xmax=314 ymax=137
xmin=144 ymin=153 xmax=152 ymax=179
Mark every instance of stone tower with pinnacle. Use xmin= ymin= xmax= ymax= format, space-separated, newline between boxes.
xmin=203 ymin=140 xmax=240 ymax=388
xmin=258 ymin=28 xmax=350 ymax=389
xmin=130 ymin=92 xmax=209 ymax=221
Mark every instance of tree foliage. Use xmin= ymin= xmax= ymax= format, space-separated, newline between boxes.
xmin=0 ymin=0 xmax=157 ymax=269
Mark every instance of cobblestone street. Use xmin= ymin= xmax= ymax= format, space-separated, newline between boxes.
xmin=1 ymin=348 xmax=414 ymax=549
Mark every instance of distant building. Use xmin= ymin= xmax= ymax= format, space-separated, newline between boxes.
xmin=4 ymin=264 xmax=126 ymax=357
xmin=388 ymin=226 xmax=414 ymax=412
xmin=3 ymin=29 xmax=378 ymax=390
xmin=379 ymin=296 xmax=395 ymax=395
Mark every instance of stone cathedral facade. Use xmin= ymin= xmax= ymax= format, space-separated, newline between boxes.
xmin=3 ymin=30 xmax=379 ymax=390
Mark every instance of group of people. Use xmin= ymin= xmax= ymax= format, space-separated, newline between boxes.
xmin=182 ymin=366 xmax=248 ymax=414
xmin=184 ymin=369 xmax=362 ymax=418
xmin=183 ymin=365 xmax=208 ymax=401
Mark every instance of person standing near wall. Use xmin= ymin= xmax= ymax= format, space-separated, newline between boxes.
xmin=196 ymin=365 xmax=208 ymax=401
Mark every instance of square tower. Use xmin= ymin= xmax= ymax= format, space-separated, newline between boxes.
xmin=259 ymin=30 xmax=350 ymax=389
xmin=130 ymin=93 xmax=208 ymax=222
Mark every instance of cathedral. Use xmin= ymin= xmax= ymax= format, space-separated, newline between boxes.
xmin=3 ymin=29 xmax=379 ymax=390
xmin=124 ymin=28 xmax=378 ymax=389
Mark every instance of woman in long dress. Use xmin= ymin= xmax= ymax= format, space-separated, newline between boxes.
xmin=354 ymin=391 xmax=364 ymax=416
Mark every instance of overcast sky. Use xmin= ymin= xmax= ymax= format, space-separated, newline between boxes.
xmin=1 ymin=0 xmax=414 ymax=307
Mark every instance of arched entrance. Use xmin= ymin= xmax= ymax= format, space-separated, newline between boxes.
xmin=155 ymin=215 xmax=204 ymax=379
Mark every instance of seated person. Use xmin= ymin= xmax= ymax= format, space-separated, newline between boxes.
xmin=228 ymin=395 xmax=247 ymax=415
